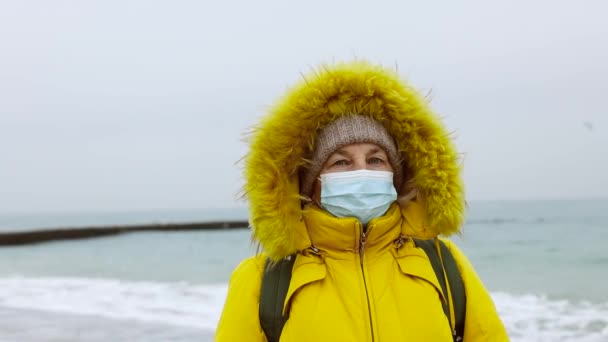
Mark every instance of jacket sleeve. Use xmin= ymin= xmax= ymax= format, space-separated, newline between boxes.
xmin=215 ymin=255 xmax=267 ymax=342
xmin=442 ymin=239 xmax=510 ymax=341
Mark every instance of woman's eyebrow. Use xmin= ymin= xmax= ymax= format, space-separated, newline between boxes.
xmin=331 ymin=150 xmax=351 ymax=158
xmin=366 ymin=147 xmax=383 ymax=156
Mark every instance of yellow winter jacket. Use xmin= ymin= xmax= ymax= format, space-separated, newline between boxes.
xmin=216 ymin=61 xmax=508 ymax=341
xmin=216 ymin=202 xmax=508 ymax=341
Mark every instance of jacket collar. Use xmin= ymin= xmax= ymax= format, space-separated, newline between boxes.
xmin=302 ymin=202 xmax=403 ymax=260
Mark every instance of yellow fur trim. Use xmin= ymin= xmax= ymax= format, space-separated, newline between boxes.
xmin=244 ymin=61 xmax=465 ymax=260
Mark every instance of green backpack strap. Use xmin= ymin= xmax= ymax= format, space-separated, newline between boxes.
xmin=259 ymin=254 xmax=296 ymax=342
xmin=414 ymin=238 xmax=466 ymax=342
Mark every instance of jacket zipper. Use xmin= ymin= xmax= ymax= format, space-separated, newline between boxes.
xmin=359 ymin=228 xmax=375 ymax=342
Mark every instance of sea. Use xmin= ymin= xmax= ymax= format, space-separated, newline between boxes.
xmin=0 ymin=199 xmax=606 ymax=342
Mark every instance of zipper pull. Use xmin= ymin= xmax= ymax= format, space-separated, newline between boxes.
xmin=360 ymin=231 xmax=367 ymax=254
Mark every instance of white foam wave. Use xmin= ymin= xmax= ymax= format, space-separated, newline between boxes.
xmin=494 ymin=292 xmax=608 ymax=342
xmin=0 ymin=276 xmax=227 ymax=331
xmin=0 ymin=277 xmax=607 ymax=341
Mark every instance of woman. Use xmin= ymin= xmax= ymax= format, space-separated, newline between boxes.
xmin=216 ymin=62 xmax=508 ymax=341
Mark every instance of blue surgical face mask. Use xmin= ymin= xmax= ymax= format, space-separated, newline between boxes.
xmin=320 ymin=170 xmax=398 ymax=225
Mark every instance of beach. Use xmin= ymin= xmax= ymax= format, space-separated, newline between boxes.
xmin=1 ymin=199 xmax=607 ymax=341
xmin=0 ymin=307 xmax=212 ymax=342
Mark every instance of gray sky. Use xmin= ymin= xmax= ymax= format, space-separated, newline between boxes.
xmin=1 ymin=0 xmax=607 ymax=213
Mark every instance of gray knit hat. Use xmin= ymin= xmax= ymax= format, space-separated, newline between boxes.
xmin=300 ymin=115 xmax=403 ymax=197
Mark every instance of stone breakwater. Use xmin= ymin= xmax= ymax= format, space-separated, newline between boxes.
xmin=0 ymin=221 xmax=249 ymax=246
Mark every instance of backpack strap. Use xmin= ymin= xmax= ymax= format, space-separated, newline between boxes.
xmin=414 ymin=238 xmax=466 ymax=342
xmin=259 ymin=254 xmax=296 ymax=342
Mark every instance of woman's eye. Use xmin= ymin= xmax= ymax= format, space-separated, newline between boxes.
xmin=368 ymin=157 xmax=385 ymax=165
xmin=332 ymin=159 xmax=349 ymax=167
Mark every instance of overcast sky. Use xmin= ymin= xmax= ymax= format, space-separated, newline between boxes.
xmin=1 ymin=0 xmax=607 ymax=213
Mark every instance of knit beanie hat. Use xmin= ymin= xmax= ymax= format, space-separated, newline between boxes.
xmin=300 ymin=115 xmax=403 ymax=197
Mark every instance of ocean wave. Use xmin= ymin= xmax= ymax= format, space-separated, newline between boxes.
xmin=0 ymin=277 xmax=606 ymax=341
xmin=465 ymin=217 xmax=603 ymax=225
xmin=0 ymin=276 xmax=227 ymax=331
xmin=493 ymin=292 xmax=608 ymax=342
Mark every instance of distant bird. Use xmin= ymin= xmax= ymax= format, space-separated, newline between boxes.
xmin=583 ymin=121 xmax=594 ymax=132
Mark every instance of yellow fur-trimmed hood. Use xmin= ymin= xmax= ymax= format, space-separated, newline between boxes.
xmin=244 ymin=61 xmax=465 ymax=260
